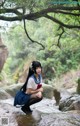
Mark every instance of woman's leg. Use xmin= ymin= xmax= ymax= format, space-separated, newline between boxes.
xmin=21 ymin=92 xmax=43 ymax=114
xmin=30 ymin=91 xmax=42 ymax=99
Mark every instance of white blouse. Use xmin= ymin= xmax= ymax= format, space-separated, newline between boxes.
xmin=27 ymin=77 xmax=42 ymax=90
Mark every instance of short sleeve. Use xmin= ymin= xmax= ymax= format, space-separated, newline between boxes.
xmin=27 ymin=78 xmax=34 ymax=89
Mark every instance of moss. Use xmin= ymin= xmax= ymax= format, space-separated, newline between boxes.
xmin=77 ymin=78 xmax=80 ymax=94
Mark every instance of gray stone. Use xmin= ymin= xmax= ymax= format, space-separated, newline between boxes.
xmin=0 ymin=88 xmax=11 ymax=99
xmin=3 ymin=83 xmax=23 ymax=97
xmin=42 ymin=83 xmax=54 ymax=99
xmin=3 ymin=83 xmax=54 ymax=99
xmin=59 ymin=94 xmax=80 ymax=111
xmin=39 ymin=111 xmax=80 ymax=126
xmin=0 ymin=103 xmax=18 ymax=126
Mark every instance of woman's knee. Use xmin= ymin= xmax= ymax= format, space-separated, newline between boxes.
xmin=35 ymin=96 xmax=43 ymax=102
xmin=36 ymin=91 xmax=43 ymax=98
xmin=30 ymin=92 xmax=43 ymax=99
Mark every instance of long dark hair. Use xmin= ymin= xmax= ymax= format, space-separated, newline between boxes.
xmin=20 ymin=61 xmax=42 ymax=92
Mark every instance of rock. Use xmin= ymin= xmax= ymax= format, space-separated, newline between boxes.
xmin=76 ymin=78 xmax=80 ymax=94
xmin=59 ymin=94 xmax=80 ymax=111
xmin=1 ymin=97 xmax=80 ymax=126
xmin=3 ymin=83 xmax=23 ymax=97
xmin=39 ymin=111 xmax=80 ymax=126
xmin=3 ymin=83 xmax=54 ymax=99
xmin=0 ymin=103 xmax=18 ymax=126
xmin=0 ymin=98 xmax=59 ymax=126
xmin=60 ymin=88 xmax=71 ymax=100
xmin=67 ymin=87 xmax=76 ymax=94
xmin=31 ymin=98 xmax=60 ymax=114
xmin=0 ymin=88 xmax=11 ymax=99
xmin=53 ymin=89 xmax=61 ymax=105
xmin=42 ymin=83 xmax=54 ymax=99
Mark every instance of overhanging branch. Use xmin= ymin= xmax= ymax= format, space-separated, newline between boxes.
xmin=23 ymin=19 xmax=45 ymax=50
xmin=51 ymin=10 xmax=80 ymax=16
xmin=44 ymin=14 xmax=80 ymax=29
xmin=0 ymin=8 xmax=22 ymax=15
xmin=0 ymin=6 xmax=80 ymax=29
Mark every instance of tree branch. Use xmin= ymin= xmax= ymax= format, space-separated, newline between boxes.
xmin=0 ymin=15 xmax=22 ymax=21
xmin=0 ymin=6 xmax=80 ymax=29
xmin=23 ymin=19 xmax=45 ymax=50
xmin=0 ymin=8 xmax=22 ymax=15
xmin=51 ymin=10 xmax=80 ymax=16
xmin=0 ymin=5 xmax=80 ymax=17
xmin=57 ymin=26 xmax=65 ymax=48
xmin=44 ymin=14 xmax=80 ymax=29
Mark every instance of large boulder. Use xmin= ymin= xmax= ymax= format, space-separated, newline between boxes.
xmin=3 ymin=83 xmax=54 ymax=99
xmin=42 ymin=83 xmax=54 ymax=99
xmin=3 ymin=83 xmax=23 ymax=97
xmin=0 ymin=88 xmax=11 ymax=99
xmin=39 ymin=111 xmax=80 ymax=126
xmin=59 ymin=94 xmax=80 ymax=111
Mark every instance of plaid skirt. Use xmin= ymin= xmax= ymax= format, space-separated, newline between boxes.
xmin=14 ymin=90 xmax=31 ymax=106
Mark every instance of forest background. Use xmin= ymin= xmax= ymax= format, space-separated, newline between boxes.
xmin=0 ymin=0 xmax=80 ymax=88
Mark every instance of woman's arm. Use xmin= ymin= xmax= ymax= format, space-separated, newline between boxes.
xmin=25 ymin=87 xmax=43 ymax=94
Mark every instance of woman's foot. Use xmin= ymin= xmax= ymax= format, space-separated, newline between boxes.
xmin=21 ymin=106 xmax=32 ymax=114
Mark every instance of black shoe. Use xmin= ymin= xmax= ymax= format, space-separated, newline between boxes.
xmin=21 ymin=106 xmax=32 ymax=114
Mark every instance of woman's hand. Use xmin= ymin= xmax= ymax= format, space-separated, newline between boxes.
xmin=37 ymin=87 xmax=43 ymax=92
xmin=36 ymin=91 xmax=42 ymax=98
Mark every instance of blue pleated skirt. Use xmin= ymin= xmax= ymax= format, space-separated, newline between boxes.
xmin=14 ymin=90 xmax=31 ymax=106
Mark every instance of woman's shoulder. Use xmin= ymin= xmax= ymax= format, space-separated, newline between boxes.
xmin=28 ymin=76 xmax=34 ymax=82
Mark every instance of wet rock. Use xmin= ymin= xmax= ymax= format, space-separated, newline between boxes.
xmin=1 ymin=97 xmax=80 ymax=126
xmin=0 ymin=88 xmax=11 ymax=99
xmin=38 ymin=111 xmax=80 ymax=126
xmin=0 ymin=103 xmax=18 ymax=126
xmin=0 ymin=98 xmax=60 ymax=126
xmin=59 ymin=94 xmax=80 ymax=111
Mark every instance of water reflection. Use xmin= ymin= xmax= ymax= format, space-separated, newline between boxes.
xmin=16 ymin=110 xmax=41 ymax=126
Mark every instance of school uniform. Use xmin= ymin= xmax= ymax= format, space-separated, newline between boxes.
xmin=14 ymin=74 xmax=42 ymax=106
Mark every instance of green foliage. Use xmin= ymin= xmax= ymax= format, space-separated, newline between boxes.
xmin=2 ymin=13 xmax=80 ymax=82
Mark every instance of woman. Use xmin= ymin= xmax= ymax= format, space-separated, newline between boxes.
xmin=14 ymin=61 xmax=43 ymax=114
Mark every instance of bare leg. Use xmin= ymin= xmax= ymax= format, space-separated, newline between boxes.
xmin=30 ymin=91 xmax=42 ymax=99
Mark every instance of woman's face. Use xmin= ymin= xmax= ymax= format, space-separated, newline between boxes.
xmin=36 ymin=67 xmax=42 ymax=75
